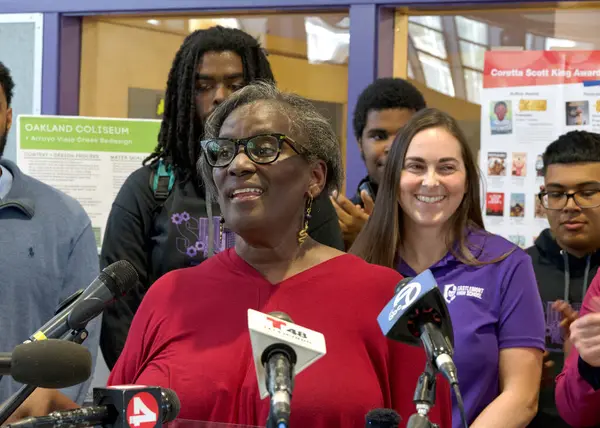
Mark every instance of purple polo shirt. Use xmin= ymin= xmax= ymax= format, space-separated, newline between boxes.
xmin=397 ymin=229 xmax=545 ymax=427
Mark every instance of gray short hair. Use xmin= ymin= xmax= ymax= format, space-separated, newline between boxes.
xmin=198 ymin=81 xmax=343 ymax=200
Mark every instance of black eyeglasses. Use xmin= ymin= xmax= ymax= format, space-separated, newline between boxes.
xmin=539 ymin=190 xmax=600 ymax=210
xmin=200 ymin=133 xmax=301 ymax=167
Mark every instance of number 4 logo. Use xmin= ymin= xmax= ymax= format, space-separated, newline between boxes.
xmin=126 ymin=392 xmax=159 ymax=428
xmin=130 ymin=397 xmax=156 ymax=426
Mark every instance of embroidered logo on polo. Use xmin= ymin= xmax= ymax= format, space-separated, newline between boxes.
xmin=443 ymin=283 xmax=484 ymax=304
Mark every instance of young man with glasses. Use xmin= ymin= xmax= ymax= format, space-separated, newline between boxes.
xmin=526 ymin=130 xmax=600 ymax=427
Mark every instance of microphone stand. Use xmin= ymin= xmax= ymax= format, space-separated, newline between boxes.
xmin=0 ymin=327 xmax=89 ymax=425
xmin=407 ymin=363 xmax=439 ymax=428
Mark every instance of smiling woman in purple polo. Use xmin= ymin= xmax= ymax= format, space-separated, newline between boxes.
xmin=352 ymin=108 xmax=545 ymax=428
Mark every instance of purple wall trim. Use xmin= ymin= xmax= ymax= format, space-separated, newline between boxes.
xmin=58 ymin=16 xmax=81 ymax=115
xmin=345 ymin=4 xmax=394 ymax=196
xmin=41 ymin=13 xmax=60 ymax=115
xmin=0 ymin=0 xmax=563 ymax=14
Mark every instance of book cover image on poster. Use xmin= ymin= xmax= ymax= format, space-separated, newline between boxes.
xmin=486 ymin=192 xmax=504 ymax=216
xmin=510 ymin=193 xmax=526 ymax=217
xmin=490 ymin=100 xmax=513 ymax=135
xmin=512 ymin=152 xmax=527 ymax=177
xmin=535 ymin=154 xmax=544 ymax=177
xmin=487 ymin=152 xmax=507 ymax=176
xmin=535 ymin=197 xmax=547 ymax=219
xmin=566 ymin=101 xmax=589 ymax=126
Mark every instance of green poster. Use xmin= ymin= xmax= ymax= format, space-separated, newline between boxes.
xmin=18 ymin=115 xmax=160 ymax=153
xmin=17 ymin=115 xmax=162 ymax=249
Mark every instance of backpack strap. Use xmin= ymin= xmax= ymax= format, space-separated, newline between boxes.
xmin=150 ymin=159 xmax=175 ymax=201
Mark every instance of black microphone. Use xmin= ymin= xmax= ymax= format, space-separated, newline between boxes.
xmin=29 ymin=260 xmax=138 ymax=342
xmin=378 ymin=270 xmax=458 ymax=386
xmin=263 ymin=311 xmax=296 ymax=428
xmin=0 ymin=340 xmax=91 ymax=388
xmin=365 ymin=408 xmax=401 ymax=427
xmin=5 ymin=387 xmax=180 ymax=428
xmin=0 ymin=261 xmax=140 ymax=427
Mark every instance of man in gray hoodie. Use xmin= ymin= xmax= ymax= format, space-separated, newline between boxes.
xmin=0 ymin=60 xmax=99 ymax=406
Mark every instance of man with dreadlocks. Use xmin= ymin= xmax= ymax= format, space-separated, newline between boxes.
xmin=99 ymin=26 xmax=344 ymax=369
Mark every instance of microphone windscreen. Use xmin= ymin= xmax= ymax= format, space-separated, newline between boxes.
xmin=11 ymin=340 xmax=92 ymax=388
xmin=103 ymin=260 xmax=139 ymax=295
xmin=268 ymin=311 xmax=293 ymax=324
xmin=365 ymin=408 xmax=401 ymax=428
xmin=161 ymin=388 xmax=181 ymax=422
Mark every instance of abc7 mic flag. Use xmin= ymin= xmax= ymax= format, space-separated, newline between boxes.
xmin=377 ymin=269 xmax=443 ymax=346
xmin=247 ymin=309 xmax=327 ymax=399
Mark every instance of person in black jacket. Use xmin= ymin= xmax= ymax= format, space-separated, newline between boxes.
xmin=527 ymin=130 xmax=600 ymax=427
xmin=100 ymin=26 xmax=344 ymax=369
xmin=331 ymin=78 xmax=426 ymax=248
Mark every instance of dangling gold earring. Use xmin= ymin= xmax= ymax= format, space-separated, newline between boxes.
xmin=298 ymin=196 xmax=313 ymax=245
xmin=219 ymin=217 xmax=225 ymax=242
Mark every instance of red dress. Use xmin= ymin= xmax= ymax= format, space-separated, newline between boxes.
xmin=109 ymin=249 xmax=452 ymax=427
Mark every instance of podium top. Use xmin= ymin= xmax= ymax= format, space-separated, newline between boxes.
xmin=171 ymin=420 xmax=263 ymax=428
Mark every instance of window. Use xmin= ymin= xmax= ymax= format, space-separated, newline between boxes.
xmin=406 ymin=12 xmax=600 ymax=105
xmin=407 ymin=14 xmax=493 ymax=103
xmin=305 ymin=17 xmax=349 ymax=64
xmin=460 ymin=41 xmax=486 ymax=70
xmin=464 ymin=69 xmax=482 ymax=104
xmin=407 ymin=16 xmax=490 ymax=103
xmin=408 ymin=61 xmax=415 ymax=79
xmin=419 ymin=51 xmax=455 ymax=97
xmin=409 ymin=23 xmax=447 ymax=58
xmin=545 ymin=37 xmax=594 ymax=50
xmin=526 ymin=33 xmax=545 ymax=50
xmin=455 ymin=16 xmax=488 ymax=44
xmin=408 ymin=15 xmax=442 ymax=31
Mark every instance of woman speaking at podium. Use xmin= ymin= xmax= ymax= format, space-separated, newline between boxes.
xmin=105 ymin=82 xmax=453 ymax=427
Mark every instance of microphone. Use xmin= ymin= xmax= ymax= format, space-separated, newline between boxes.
xmin=365 ymin=408 xmax=401 ymax=427
xmin=247 ymin=309 xmax=326 ymax=428
xmin=29 ymin=260 xmax=138 ymax=342
xmin=377 ymin=270 xmax=458 ymax=386
xmin=0 ymin=261 xmax=139 ymax=427
xmin=5 ymin=386 xmax=180 ymax=428
xmin=0 ymin=339 xmax=91 ymax=388
xmin=263 ymin=312 xmax=295 ymax=428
